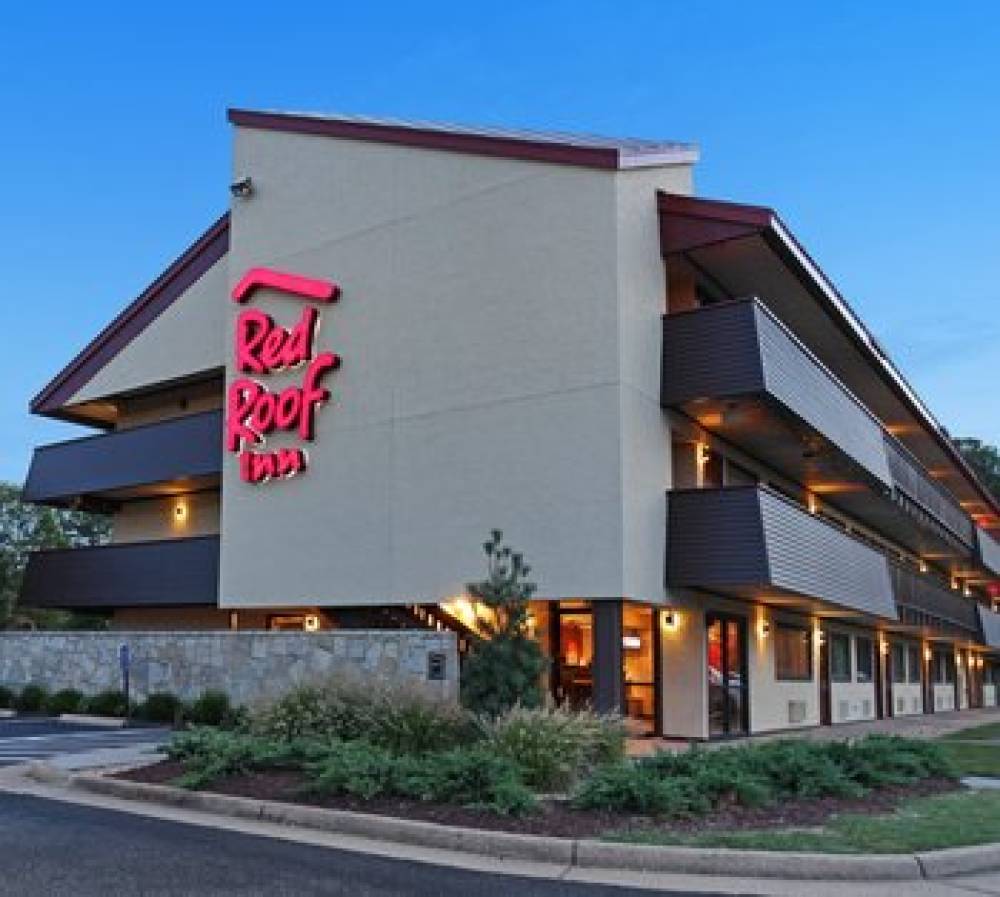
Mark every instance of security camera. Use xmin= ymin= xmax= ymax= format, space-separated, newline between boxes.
xmin=230 ymin=176 xmax=254 ymax=198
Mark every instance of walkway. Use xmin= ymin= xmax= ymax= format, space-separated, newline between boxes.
xmin=628 ymin=707 xmax=1000 ymax=755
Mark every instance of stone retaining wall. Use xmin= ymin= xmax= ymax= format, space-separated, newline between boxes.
xmin=0 ymin=630 xmax=458 ymax=705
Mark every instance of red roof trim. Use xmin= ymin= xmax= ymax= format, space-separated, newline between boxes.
xmin=31 ymin=213 xmax=230 ymax=418
xmin=228 ymin=108 xmax=631 ymax=171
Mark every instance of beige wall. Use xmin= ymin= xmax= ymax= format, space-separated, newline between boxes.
xmin=933 ymin=683 xmax=956 ymax=712
xmin=70 ymin=257 xmax=227 ymax=406
xmin=661 ymin=593 xmax=829 ymax=739
xmin=985 ymin=684 xmax=997 ymax=707
xmin=112 ymin=491 xmax=220 ymax=543
xmin=220 ymin=127 xmax=694 ymax=609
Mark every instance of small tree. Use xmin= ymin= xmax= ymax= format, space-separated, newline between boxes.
xmin=460 ymin=530 xmax=547 ymax=717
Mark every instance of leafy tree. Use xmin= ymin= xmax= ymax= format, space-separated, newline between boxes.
xmin=954 ymin=438 xmax=1000 ymax=505
xmin=0 ymin=482 xmax=110 ymax=629
xmin=460 ymin=530 xmax=547 ymax=717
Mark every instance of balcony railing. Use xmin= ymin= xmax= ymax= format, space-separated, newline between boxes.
xmin=889 ymin=563 xmax=981 ymax=637
xmin=662 ymin=299 xmax=976 ymax=559
xmin=883 ymin=436 xmax=974 ymax=548
xmin=662 ymin=298 xmax=892 ymax=486
xmin=977 ymin=528 xmax=1000 ymax=578
xmin=18 ymin=536 xmax=220 ymax=609
xmin=22 ymin=410 xmax=222 ymax=506
xmin=978 ymin=605 xmax=1000 ymax=649
xmin=666 ymin=485 xmax=897 ymax=620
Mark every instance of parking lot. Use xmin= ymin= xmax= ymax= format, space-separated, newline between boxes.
xmin=0 ymin=718 xmax=168 ymax=767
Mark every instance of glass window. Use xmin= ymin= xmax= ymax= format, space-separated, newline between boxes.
xmin=775 ymin=625 xmax=812 ymax=681
xmin=907 ymin=645 xmax=921 ymax=684
xmin=891 ymin=644 xmax=907 ymax=683
xmin=855 ymin=636 xmax=873 ymax=683
xmin=934 ymin=650 xmax=954 ymax=685
xmin=622 ymin=605 xmax=655 ymax=736
xmin=830 ymin=634 xmax=851 ymax=683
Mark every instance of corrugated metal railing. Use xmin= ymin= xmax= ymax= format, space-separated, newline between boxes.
xmin=889 ymin=562 xmax=980 ymax=634
xmin=883 ymin=435 xmax=975 ymax=548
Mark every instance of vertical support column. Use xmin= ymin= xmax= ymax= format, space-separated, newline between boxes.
xmin=593 ymin=601 xmax=623 ymax=715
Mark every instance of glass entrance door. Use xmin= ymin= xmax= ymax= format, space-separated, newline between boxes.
xmin=707 ymin=614 xmax=748 ymax=737
xmin=553 ymin=607 xmax=594 ymax=710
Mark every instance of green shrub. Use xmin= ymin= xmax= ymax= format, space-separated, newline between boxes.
xmin=573 ymin=762 xmax=709 ymax=817
xmin=186 ymin=690 xmax=233 ymax=727
xmin=487 ymin=705 xmax=627 ymax=791
xmin=83 ymin=689 xmax=128 ymax=717
xmin=305 ymin=741 xmax=535 ymax=815
xmin=15 ymin=684 xmax=49 ymax=713
xmin=827 ymin=735 xmax=955 ymax=787
xmin=138 ymin=692 xmax=183 ymax=724
xmin=248 ymin=679 xmax=477 ymax=752
xmin=0 ymin=686 xmax=15 ymax=709
xmin=43 ymin=689 xmax=84 ymax=715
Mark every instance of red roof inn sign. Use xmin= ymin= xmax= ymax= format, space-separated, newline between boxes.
xmin=226 ymin=268 xmax=341 ymax=484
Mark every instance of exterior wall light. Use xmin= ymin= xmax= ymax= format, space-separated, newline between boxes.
xmin=759 ymin=620 xmax=771 ymax=638
xmin=924 ymin=646 xmax=933 ymax=662
xmin=977 ymin=656 xmax=985 ymax=670
xmin=303 ymin=614 xmax=320 ymax=632
xmin=806 ymin=493 xmax=818 ymax=515
xmin=661 ymin=609 xmax=679 ymax=632
xmin=172 ymin=500 xmax=188 ymax=527
xmin=230 ymin=176 xmax=254 ymax=198
xmin=879 ymin=639 xmax=890 ymax=656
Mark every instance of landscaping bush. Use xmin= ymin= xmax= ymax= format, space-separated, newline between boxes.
xmin=15 ymin=684 xmax=49 ymax=713
xmin=186 ymin=690 xmax=233 ymax=727
xmin=248 ymin=679 xmax=478 ymax=752
xmin=574 ymin=736 xmax=953 ymax=818
xmin=43 ymin=689 xmax=84 ymax=715
xmin=305 ymin=741 xmax=536 ymax=815
xmin=487 ymin=705 xmax=627 ymax=791
xmin=138 ymin=692 xmax=183 ymax=724
xmin=0 ymin=686 xmax=15 ymax=709
xmin=83 ymin=689 xmax=128 ymax=717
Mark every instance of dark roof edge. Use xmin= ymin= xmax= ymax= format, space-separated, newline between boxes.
xmin=657 ymin=191 xmax=1000 ymax=526
xmin=227 ymin=108 xmax=699 ymax=171
xmin=30 ymin=213 xmax=230 ymax=418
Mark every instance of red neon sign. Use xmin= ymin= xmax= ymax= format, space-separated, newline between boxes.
xmin=226 ymin=268 xmax=341 ymax=484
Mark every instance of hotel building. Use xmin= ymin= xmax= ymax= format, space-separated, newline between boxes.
xmin=19 ymin=108 xmax=1000 ymax=738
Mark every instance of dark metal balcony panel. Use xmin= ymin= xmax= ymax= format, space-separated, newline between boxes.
xmin=662 ymin=300 xmax=892 ymax=487
xmin=666 ymin=486 xmax=897 ymax=620
xmin=22 ymin=410 xmax=222 ymax=505
xmin=977 ymin=528 xmax=1000 ymax=578
xmin=884 ymin=438 xmax=974 ymax=547
xmin=889 ymin=563 xmax=980 ymax=635
xmin=19 ymin=536 xmax=219 ymax=609
xmin=977 ymin=605 xmax=1000 ymax=649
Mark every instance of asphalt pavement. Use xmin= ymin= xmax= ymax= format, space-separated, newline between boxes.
xmin=0 ymin=717 xmax=168 ymax=767
xmin=0 ymin=792 xmax=723 ymax=897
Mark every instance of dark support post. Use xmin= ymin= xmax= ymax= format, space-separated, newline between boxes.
xmin=593 ymin=601 xmax=624 ymax=715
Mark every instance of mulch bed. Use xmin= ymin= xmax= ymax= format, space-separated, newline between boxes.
xmin=117 ymin=761 xmax=960 ymax=840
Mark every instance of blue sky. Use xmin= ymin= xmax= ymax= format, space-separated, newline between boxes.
xmin=1 ymin=2 xmax=998 ymax=481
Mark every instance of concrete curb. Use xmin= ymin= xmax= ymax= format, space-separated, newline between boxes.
xmin=71 ymin=773 xmax=1000 ymax=881
xmin=58 ymin=714 xmax=127 ymax=728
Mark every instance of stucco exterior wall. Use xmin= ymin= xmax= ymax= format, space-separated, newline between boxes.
xmin=933 ymin=683 xmax=957 ymax=712
xmin=892 ymin=682 xmax=924 ymax=716
xmin=69 ymin=257 xmax=227 ymax=406
xmin=220 ymin=127 xmax=694 ymax=608
xmin=749 ymin=606 xmax=821 ymax=733
xmin=111 ymin=491 xmax=220 ymax=543
xmin=0 ymin=630 xmax=457 ymax=705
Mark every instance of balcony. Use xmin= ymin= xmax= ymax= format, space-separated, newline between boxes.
xmin=662 ymin=300 xmax=975 ymax=559
xmin=977 ymin=605 xmax=1000 ymax=650
xmin=976 ymin=528 xmax=1000 ymax=579
xmin=666 ymin=485 xmax=897 ymax=620
xmin=22 ymin=410 xmax=222 ymax=507
xmin=890 ymin=563 xmax=981 ymax=639
xmin=18 ymin=536 xmax=220 ymax=610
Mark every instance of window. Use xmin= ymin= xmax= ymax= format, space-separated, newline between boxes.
xmin=907 ymin=645 xmax=921 ymax=684
xmin=891 ymin=644 xmax=907 ymax=683
xmin=775 ymin=625 xmax=812 ymax=681
xmin=934 ymin=651 xmax=954 ymax=685
xmin=855 ymin=636 xmax=873 ymax=683
xmin=830 ymin=634 xmax=851 ymax=682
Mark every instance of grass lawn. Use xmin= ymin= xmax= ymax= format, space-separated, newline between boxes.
xmin=606 ymin=791 xmax=1000 ymax=854
xmin=940 ymin=722 xmax=1000 ymax=742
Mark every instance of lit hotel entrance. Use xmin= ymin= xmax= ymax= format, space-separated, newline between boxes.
xmin=546 ymin=601 xmax=658 ymax=735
